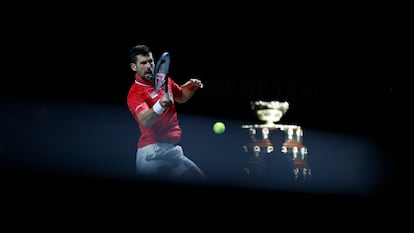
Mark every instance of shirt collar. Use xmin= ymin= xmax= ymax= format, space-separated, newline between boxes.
xmin=135 ymin=75 xmax=152 ymax=87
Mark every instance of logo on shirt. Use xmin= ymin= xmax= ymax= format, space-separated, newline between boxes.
xmin=150 ymin=91 xmax=158 ymax=99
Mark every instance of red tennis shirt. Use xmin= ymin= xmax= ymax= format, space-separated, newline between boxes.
xmin=127 ymin=75 xmax=183 ymax=148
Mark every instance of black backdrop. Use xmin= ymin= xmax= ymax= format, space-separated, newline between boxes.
xmin=4 ymin=13 xmax=401 ymax=133
xmin=1 ymin=1 xmax=406 ymax=224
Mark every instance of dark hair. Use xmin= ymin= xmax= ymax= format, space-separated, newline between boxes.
xmin=129 ymin=44 xmax=152 ymax=63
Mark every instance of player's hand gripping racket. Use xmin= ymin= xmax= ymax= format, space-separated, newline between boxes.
xmin=153 ymin=52 xmax=170 ymax=100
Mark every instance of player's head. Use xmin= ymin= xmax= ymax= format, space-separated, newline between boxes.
xmin=129 ymin=45 xmax=152 ymax=63
xmin=130 ymin=44 xmax=155 ymax=81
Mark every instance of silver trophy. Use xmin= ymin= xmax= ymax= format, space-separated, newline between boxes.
xmin=251 ymin=100 xmax=289 ymax=126
xmin=241 ymin=100 xmax=310 ymax=180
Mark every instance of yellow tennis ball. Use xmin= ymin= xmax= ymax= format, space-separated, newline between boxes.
xmin=213 ymin=121 xmax=225 ymax=134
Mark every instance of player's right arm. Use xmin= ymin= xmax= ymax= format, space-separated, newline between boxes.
xmin=138 ymin=109 xmax=159 ymax=128
xmin=137 ymin=96 xmax=172 ymax=128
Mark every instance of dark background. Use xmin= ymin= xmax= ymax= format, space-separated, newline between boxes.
xmin=1 ymin=1 xmax=407 ymax=225
xmin=3 ymin=1 xmax=403 ymax=131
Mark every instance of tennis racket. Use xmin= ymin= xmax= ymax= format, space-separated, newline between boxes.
xmin=153 ymin=51 xmax=170 ymax=100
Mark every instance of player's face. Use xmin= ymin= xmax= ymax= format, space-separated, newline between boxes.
xmin=132 ymin=53 xmax=154 ymax=81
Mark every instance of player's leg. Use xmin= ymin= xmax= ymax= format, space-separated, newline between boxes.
xmin=166 ymin=145 xmax=207 ymax=182
xmin=135 ymin=144 xmax=171 ymax=178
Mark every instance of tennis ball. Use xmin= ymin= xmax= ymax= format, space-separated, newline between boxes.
xmin=213 ymin=122 xmax=225 ymax=134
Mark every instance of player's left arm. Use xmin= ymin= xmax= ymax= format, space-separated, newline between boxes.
xmin=175 ymin=78 xmax=203 ymax=103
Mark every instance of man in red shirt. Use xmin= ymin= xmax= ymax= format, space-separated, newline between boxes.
xmin=127 ymin=44 xmax=206 ymax=183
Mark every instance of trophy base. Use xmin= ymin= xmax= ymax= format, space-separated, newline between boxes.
xmin=243 ymin=139 xmax=274 ymax=159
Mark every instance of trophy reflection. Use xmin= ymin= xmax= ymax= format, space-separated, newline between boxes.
xmin=241 ymin=100 xmax=310 ymax=181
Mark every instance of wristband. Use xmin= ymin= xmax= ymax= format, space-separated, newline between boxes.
xmin=187 ymin=85 xmax=199 ymax=91
xmin=152 ymin=100 xmax=165 ymax=115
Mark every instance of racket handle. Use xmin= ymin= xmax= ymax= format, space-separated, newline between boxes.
xmin=164 ymin=90 xmax=170 ymax=101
